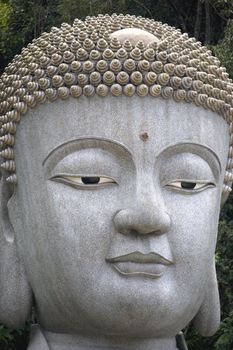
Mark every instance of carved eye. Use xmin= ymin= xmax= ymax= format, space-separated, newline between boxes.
xmin=81 ymin=177 xmax=101 ymax=184
xmin=76 ymin=176 xmax=115 ymax=185
xmin=166 ymin=181 xmax=215 ymax=191
xmin=51 ymin=175 xmax=116 ymax=188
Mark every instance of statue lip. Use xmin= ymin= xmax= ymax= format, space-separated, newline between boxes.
xmin=105 ymin=251 xmax=173 ymax=265
xmin=106 ymin=252 xmax=173 ymax=278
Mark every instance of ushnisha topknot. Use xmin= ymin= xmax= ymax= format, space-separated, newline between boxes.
xmin=0 ymin=13 xmax=233 ymax=191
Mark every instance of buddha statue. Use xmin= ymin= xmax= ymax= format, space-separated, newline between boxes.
xmin=0 ymin=13 xmax=232 ymax=350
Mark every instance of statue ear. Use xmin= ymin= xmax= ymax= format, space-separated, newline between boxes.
xmin=192 ymin=258 xmax=220 ymax=336
xmin=0 ymin=173 xmax=32 ymax=328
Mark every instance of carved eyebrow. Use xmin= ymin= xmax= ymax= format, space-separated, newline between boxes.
xmin=157 ymin=142 xmax=222 ymax=175
xmin=42 ymin=136 xmax=133 ymax=170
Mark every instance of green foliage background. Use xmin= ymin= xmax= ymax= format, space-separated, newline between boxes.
xmin=0 ymin=1 xmax=232 ymax=349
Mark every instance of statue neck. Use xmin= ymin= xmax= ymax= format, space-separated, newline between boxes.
xmin=44 ymin=333 xmax=179 ymax=350
xmin=28 ymin=325 xmax=179 ymax=350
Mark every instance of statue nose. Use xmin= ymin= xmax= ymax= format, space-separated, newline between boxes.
xmin=114 ymin=188 xmax=171 ymax=235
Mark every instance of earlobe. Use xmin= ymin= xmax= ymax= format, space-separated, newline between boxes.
xmin=0 ymin=175 xmax=32 ymax=328
xmin=192 ymin=259 xmax=220 ymax=336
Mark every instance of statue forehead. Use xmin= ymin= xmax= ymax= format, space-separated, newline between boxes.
xmin=14 ymin=96 xmax=229 ymax=170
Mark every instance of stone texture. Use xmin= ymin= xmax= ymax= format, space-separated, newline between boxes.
xmin=1 ymin=96 xmax=229 ymax=349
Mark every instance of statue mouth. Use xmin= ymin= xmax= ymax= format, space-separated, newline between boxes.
xmin=106 ymin=251 xmax=173 ymax=278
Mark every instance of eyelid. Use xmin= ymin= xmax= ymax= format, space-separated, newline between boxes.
xmin=157 ymin=145 xmax=221 ymax=178
xmin=158 ymin=149 xmax=221 ymax=188
xmin=161 ymin=178 xmax=215 ymax=186
xmin=42 ymin=138 xmax=134 ymax=174
xmin=49 ymin=174 xmax=118 ymax=188
xmin=163 ymin=179 xmax=216 ymax=193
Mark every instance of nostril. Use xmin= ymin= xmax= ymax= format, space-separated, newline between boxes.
xmin=119 ymin=228 xmax=140 ymax=235
xmin=113 ymin=209 xmax=133 ymax=234
xmin=118 ymin=227 xmax=132 ymax=235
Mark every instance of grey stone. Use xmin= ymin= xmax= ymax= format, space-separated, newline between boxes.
xmin=1 ymin=95 xmax=229 ymax=349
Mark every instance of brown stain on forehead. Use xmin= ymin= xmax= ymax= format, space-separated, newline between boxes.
xmin=139 ymin=132 xmax=149 ymax=142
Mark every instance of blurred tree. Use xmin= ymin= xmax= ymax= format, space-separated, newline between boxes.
xmin=0 ymin=1 xmax=13 ymax=72
xmin=213 ymin=19 xmax=233 ymax=78
xmin=0 ymin=0 xmax=59 ymax=70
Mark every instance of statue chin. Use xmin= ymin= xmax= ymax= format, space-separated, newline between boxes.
xmin=0 ymin=11 xmax=232 ymax=350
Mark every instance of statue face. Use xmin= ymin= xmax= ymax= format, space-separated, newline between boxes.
xmin=8 ymin=96 xmax=229 ymax=337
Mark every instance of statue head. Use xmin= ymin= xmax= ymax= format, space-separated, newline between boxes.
xmin=0 ymin=13 xmax=232 ymax=346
